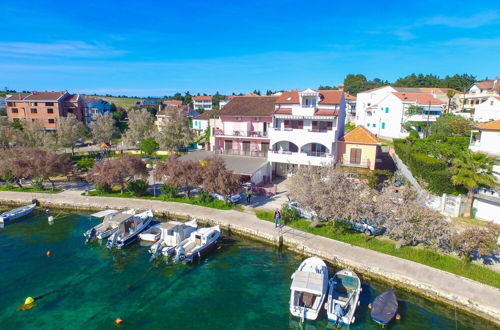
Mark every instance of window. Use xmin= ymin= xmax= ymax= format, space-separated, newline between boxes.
xmin=31 ymin=108 xmax=37 ymax=114
xmin=242 ymin=141 xmax=250 ymax=151
xmin=46 ymin=102 xmax=54 ymax=106
xmin=48 ymin=119 xmax=55 ymax=124
xmin=255 ymin=117 xmax=260 ymax=121
xmin=373 ymin=123 xmax=376 ymax=128
xmin=11 ymin=108 xmax=18 ymax=113
xmin=367 ymin=103 xmax=371 ymax=106
xmin=47 ymin=108 xmax=54 ymax=114
xmin=382 ymin=122 xmax=385 ymax=129
xmin=385 ymin=107 xmax=389 ymax=113
xmin=236 ymin=116 xmax=241 ymax=120
xmin=349 ymin=148 xmax=362 ymax=165
xmin=367 ymin=123 xmax=370 ymax=127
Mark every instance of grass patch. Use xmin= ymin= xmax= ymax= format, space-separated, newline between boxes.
xmin=255 ymin=210 xmax=500 ymax=288
xmin=100 ymin=96 xmax=140 ymax=110
xmin=85 ymin=190 xmax=243 ymax=211
xmin=0 ymin=185 xmax=62 ymax=194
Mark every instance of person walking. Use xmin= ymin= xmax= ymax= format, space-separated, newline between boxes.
xmin=246 ymin=188 xmax=252 ymax=204
xmin=274 ymin=209 xmax=281 ymax=228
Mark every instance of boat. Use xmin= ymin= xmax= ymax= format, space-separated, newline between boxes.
xmin=148 ymin=219 xmax=198 ymax=258
xmin=139 ymin=223 xmax=162 ymax=242
xmin=172 ymin=225 xmax=220 ymax=263
xmin=0 ymin=200 xmax=38 ymax=223
xmin=325 ymin=269 xmax=362 ymax=325
xmin=84 ymin=209 xmax=136 ymax=242
xmin=289 ymin=257 xmax=329 ymax=321
xmin=371 ymin=289 xmax=398 ymax=326
xmin=106 ymin=210 xmax=153 ymax=249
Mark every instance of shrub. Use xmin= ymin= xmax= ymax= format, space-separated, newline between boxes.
xmin=30 ymin=179 xmax=45 ymax=190
xmin=76 ymin=157 xmax=95 ymax=172
xmin=409 ymin=130 xmax=420 ymax=139
xmin=198 ymin=191 xmax=214 ymax=203
xmin=160 ymin=184 xmax=179 ymax=198
xmin=127 ymin=179 xmax=149 ymax=196
xmin=281 ymin=203 xmax=300 ymax=223
xmin=96 ymin=183 xmax=112 ymax=193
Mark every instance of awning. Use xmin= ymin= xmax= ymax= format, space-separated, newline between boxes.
xmin=90 ymin=210 xmax=119 ymax=218
xmin=291 ymin=271 xmax=324 ymax=295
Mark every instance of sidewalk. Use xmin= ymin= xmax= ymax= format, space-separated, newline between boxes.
xmin=0 ymin=190 xmax=499 ymax=324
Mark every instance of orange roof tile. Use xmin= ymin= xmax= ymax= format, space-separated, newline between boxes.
xmin=341 ymin=126 xmax=380 ymax=144
xmin=193 ymin=95 xmax=212 ymax=101
xmin=393 ymin=92 xmax=445 ymax=105
xmin=477 ymin=120 xmax=500 ymax=131
xmin=24 ymin=91 xmax=67 ymax=101
xmin=275 ymin=89 xmax=343 ymax=105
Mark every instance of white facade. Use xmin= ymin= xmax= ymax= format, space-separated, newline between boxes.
xmin=268 ymin=89 xmax=346 ymax=175
xmin=192 ymin=118 xmax=209 ymax=132
xmin=193 ymin=98 xmax=212 ymax=111
xmin=84 ymin=98 xmax=111 ymax=125
xmin=469 ymin=129 xmax=500 ymax=158
xmin=473 ymin=96 xmax=500 ymax=122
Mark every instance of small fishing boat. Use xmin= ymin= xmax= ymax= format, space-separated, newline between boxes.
xmin=106 ymin=210 xmax=153 ymax=249
xmin=149 ymin=219 xmax=198 ymax=258
xmin=139 ymin=223 xmax=162 ymax=242
xmin=289 ymin=257 xmax=329 ymax=321
xmin=0 ymin=200 xmax=38 ymax=223
xmin=172 ymin=225 xmax=220 ymax=263
xmin=371 ymin=289 xmax=398 ymax=326
xmin=325 ymin=269 xmax=362 ymax=325
xmin=84 ymin=209 xmax=136 ymax=242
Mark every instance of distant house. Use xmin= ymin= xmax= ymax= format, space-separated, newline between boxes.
xmin=193 ymin=96 xmax=213 ymax=111
xmin=0 ymin=97 xmax=6 ymax=110
xmin=344 ymin=93 xmax=356 ymax=123
xmin=155 ymin=104 xmax=192 ymax=132
xmin=192 ymin=110 xmax=217 ymax=134
xmin=337 ymin=126 xmax=380 ymax=170
xmin=469 ymin=120 xmax=500 ymax=158
xmin=462 ymin=78 xmax=500 ymax=112
xmin=219 ymin=95 xmax=235 ymax=109
xmin=162 ymin=100 xmax=183 ymax=108
xmin=6 ymin=91 xmax=86 ymax=130
xmin=136 ymin=99 xmax=158 ymax=107
xmin=84 ymin=96 xmax=111 ymax=125
xmin=473 ymin=96 xmax=500 ymax=122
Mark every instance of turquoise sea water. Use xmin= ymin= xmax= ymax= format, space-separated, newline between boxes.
xmin=0 ymin=210 xmax=498 ymax=330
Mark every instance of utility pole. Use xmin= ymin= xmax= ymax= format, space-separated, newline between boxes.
xmin=425 ymin=100 xmax=431 ymax=138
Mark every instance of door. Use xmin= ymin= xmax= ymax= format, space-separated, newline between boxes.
xmin=261 ymin=142 xmax=269 ymax=152
xmin=242 ymin=141 xmax=250 ymax=151
xmin=224 ymin=140 xmax=233 ymax=150
xmin=349 ymin=148 xmax=362 ymax=164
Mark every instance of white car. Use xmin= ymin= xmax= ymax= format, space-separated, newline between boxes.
xmin=288 ymin=201 xmax=317 ymax=220
xmin=211 ymin=192 xmax=242 ymax=204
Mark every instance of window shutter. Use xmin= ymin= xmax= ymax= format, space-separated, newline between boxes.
xmin=298 ymin=120 xmax=303 ymax=129
xmin=327 ymin=121 xmax=332 ymax=130
xmin=284 ymin=120 xmax=290 ymax=128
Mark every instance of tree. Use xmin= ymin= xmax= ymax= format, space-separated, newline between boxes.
xmin=451 ymin=225 xmax=500 ymax=263
xmin=201 ymin=156 xmax=240 ymax=200
xmin=56 ymin=113 xmax=86 ymax=155
xmin=123 ymin=108 xmax=156 ymax=146
xmin=10 ymin=118 xmax=23 ymax=130
xmin=18 ymin=119 xmax=47 ymax=147
xmin=212 ymin=92 xmax=223 ymax=110
xmin=140 ymin=139 xmax=159 ymax=157
xmin=451 ymin=151 xmax=498 ymax=217
xmin=155 ymin=109 xmax=194 ymax=152
xmin=429 ymin=114 xmax=474 ymax=139
xmin=446 ymin=89 xmax=455 ymax=114
xmin=183 ymin=91 xmax=193 ymax=107
xmin=0 ymin=117 xmax=19 ymax=149
xmin=87 ymin=156 xmax=148 ymax=193
xmin=155 ymin=156 xmax=203 ymax=198
xmin=89 ymin=113 xmax=118 ymax=144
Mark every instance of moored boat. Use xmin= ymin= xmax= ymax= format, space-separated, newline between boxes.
xmin=172 ymin=225 xmax=220 ymax=263
xmin=0 ymin=200 xmax=38 ymax=223
xmin=289 ymin=257 xmax=329 ymax=321
xmin=371 ymin=289 xmax=398 ymax=326
xmin=149 ymin=219 xmax=198 ymax=259
xmin=84 ymin=209 xmax=136 ymax=242
xmin=325 ymin=268 xmax=361 ymax=325
xmin=139 ymin=223 xmax=162 ymax=242
xmin=106 ymin=210 xmax=153 ymax=249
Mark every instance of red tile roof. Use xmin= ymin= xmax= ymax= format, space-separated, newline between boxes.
xmin=393 ymin=92 xmax=445 ymax=105
xmin=5 ymin=94 xmax=24 ymax=100
xmin=475 ymin=78 xmax=499 ymax=91
xmin=341 ymin=126 xmax=380 ymax=144
xmin=24 ymin=91 xmax=67 ymax=101
xmin=163 ymin=100 xmax=182 ymax=106
xmin=218 ymin=96 xmax=278 ymax=116
xmin=194 ymin=110 xmax=219 ymax=120
xmin=345 ymin=93 xmax=356 ymax=100
xmin=275 ymin=89 xmax=343 ymax=105
xmin=315 ymin=109 xmax=339 ymax=116
xmin=477 ymin=120 xmax=500 ymax=131
xmin=274 ymin=108 xmax=292 ymax=114
xmin=193 ymin=96 xmax=212 ymax=101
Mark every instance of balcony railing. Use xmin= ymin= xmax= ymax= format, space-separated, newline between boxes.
xmin=215 ymin=129 xmax=268 ymax=138
xmin=272 ymin=150 xmax=332 ymax=158
xmin=339 ymin=157 xmax=371 ymax=169
xmin=215 ymin=149 xmax=267 ymax=157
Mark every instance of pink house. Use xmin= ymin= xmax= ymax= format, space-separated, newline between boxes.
xmin=214 ymin=96 xmax=278 ymax=157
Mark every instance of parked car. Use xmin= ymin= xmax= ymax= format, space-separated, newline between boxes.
xmin=287 ymin=201 xmax=326 ymax=221
xmin=336 ymin=217 xmax=384 ymax=236
xmin=211 ymin=192 xmax=242 ymax=204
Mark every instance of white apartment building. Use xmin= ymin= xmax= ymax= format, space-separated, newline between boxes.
xmin=356 ymin=86 xmax=445 ymax=139
xmin=469 ymin=120 xmax=500 ymax=158
xmin=268 ymin=88 xmax=346 ymax=176
xmin=193 ymin=96 xmax=213 ymax=111
xmin=474 ymin=96 xmax=500 ymax=122
xmin=461 ymin=78 xmax=499 ymax=112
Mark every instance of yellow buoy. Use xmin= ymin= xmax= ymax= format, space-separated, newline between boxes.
xmin=396 ymin=314 xmax=401 ymax=320
xmin=24 ymin=297 xmax=35 ymax=305
xmin=115 ymin=318 xmax=123 ymax=325
xmin=46 ymin=251 xmax=52 ymax=257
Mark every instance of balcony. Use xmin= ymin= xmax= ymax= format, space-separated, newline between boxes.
xmin=268 ymin=150 xmax=335 ymax=166
xmin=215 ymin=149 xmax=267 ymax=158
xmin=269 ymin=127 xmax=336 ymax=147
xmin=404 ymin=114 xmax=442 ymax=122
xmin=215 ymin=129 xmax=268 ymax=138
xmin=339 ymin=157 xmax=371 ymax=169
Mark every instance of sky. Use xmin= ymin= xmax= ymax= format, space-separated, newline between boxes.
xmin=0 ymin=0 xmax=499 ymax=97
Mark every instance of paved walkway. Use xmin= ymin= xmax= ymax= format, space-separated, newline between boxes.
xmin=1 ymin=190 xmax=499 ymax=324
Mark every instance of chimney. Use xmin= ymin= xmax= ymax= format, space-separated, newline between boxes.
xmin=338 ymin=84 xmax=344 ymax=91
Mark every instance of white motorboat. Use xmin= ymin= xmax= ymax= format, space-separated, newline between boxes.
xmin=106 ymin=210 xmax=153 ymax=249
xmin=172 ymin=225 xmax=220 ymax=263
xmin=289 ymin=257 xmax=329 ymax=321
xmin=139 ymin=223 xmax=162 ymax=242
xmin=84 ymin=209 xmax=136 ymax=242
xmin=325 ymin=268 xmax=361 ymax=325
xmin=0 ymin=200 xmax=38 ymax=223
xmin=149 ymin=219 xmax=198 ymax=258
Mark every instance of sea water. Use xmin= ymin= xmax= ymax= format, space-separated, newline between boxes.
xmin=0 ymin=210 xmax=497 ymax=329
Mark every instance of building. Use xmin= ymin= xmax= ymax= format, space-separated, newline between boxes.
xmin=192 ymin=110 xmax=218 ymax=134
xmin=162 ymin=100 xmax=183 ymax=108
xmin=469 ymin=120 xmax=500 ymax=158
xmin=268 ymin=88 xmax=346 ymax=176
xmin=136 ymin=99 xmax=158 ymax=107
xmin=6 ymin=91 xmax=86 ymax=130
xmin=213 ymin=96 xmax=278 ymax=157
xmin=472 ymin=96 xmax=500 ymax=122
xmin=219 ymin=95 xmax=235 ymax=109
xmin=356 ymin=86 xmax=445 ymax=139
xmin=345 ymin=93 xmax=356 ymax=123
xmin=193 ymin=96 xmax=213 ymax=112
xmin=461 ymin=78 xmax=500 ymax=112
xmin=84 ymin=97 xmax=111 ymax=125
xmin=0 ymin=97 xmax=6 ymax=111
xmin=337 ymin=126 xmax=381 ymax=170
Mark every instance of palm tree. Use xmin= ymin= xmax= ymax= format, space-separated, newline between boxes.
xmin=446 ymin=90 xmax=455 ymax=114
xmin=451 ymin=150 xmax=498 ymax=217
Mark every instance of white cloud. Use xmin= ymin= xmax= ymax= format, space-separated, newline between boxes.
xmin=423 ymin=11 xmax=500 ymax=28
xmin=0 ymin=41 xmax=127 ymax=58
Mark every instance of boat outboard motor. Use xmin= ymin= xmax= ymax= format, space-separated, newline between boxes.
xmin=85 ymin=228 xmax=97 ymax=243
xmin=173 ymin=246 xmax=185 ymax=263
xmin=32 ymin=199 xmax=40 ymax=206
xmin=107 ymin=233 xmax=117 ymax=249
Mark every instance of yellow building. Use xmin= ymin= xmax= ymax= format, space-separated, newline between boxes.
xmin=337 ymin=126 xmax=380 ymax=170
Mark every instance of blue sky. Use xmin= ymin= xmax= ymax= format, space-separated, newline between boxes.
xmin=1 ymin=0 xmax=499 ymax=96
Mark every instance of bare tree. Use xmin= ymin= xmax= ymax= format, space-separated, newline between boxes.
xmin=123 ymin=108 xmax=156 ymax=146
xmin=155 ymin=109 xmax=193 ymax=152
xmin=201 ymin=156 xmax=240 ymax=200
xmin=451 ymin=224 xmax=500 ymax=263
xmin=87 ymin=156 xmax=148 ymax=193
xmin=18 ymin=119 xmax=47 ymax=147
xmin=156 ymin=155 xmax=202 ymax=198
xmin=0 ymin=117 xmax=18 ymax=149
xmin=56 ymin=113 xmax=86 ymax=154
xmin=89 ymin=113 xmax=118 ymax=144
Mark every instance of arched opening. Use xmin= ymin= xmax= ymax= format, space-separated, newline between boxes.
xmin=300 ymin=143 xmax=329 ymax=157
xmin=272 ymin=141 xmax=299 ymax=154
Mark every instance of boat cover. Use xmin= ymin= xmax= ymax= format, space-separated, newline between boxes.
xmin=371 ymin=289 xmax=398 ymax=325
xmin=291 ymin=271 xmax=324 ymax=295
xmin=91 ymin=210 xmax=118 ymax=218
